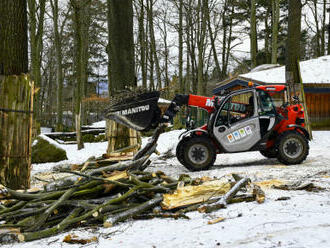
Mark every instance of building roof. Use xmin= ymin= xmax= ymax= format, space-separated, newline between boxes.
xmin=213 ymin=56 xmax=330 ymax=95
xmin=240 ymin=55 xmax=330 ymax=85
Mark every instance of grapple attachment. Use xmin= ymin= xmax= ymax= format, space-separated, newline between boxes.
xmin=105 ymin=91 xmax=162 ymax=131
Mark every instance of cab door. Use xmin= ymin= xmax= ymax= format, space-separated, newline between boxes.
xmin=213 ymin=90 xmax=261 ymax=153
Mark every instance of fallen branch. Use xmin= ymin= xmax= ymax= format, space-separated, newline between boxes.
xmin=198 ymin=178 xmax=250 ymax=213
xmin=104 ymin=196 xmax=163 ymax=227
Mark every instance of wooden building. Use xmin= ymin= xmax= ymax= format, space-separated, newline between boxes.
xmin=213 ymin=56 xmax=330 ymax=127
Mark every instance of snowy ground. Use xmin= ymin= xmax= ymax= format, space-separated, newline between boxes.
xmin=4 ymin=130 xmax=330 ymax=248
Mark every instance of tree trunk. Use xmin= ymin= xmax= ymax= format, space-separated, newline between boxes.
xmin=72 ymin=0 xmax=91 ymax=150
xmin=221 ymin=0 xmax=228 ymax=78
xmin=271 ymin=0 xmax=279 ymax=64
xmin=206 ymin=2 xmax=221 ymax=79
xmin=107 ymin=0 xmax=136 ymax=95
xmin=313 ymin=0 xmax=321 ymax=57
xmin=197 ymin=0 xmax=207 ymax=96
xmin=250 ymin=0 xmax=257 ymax=68
xmin=286 ymin=0 xmax=302 ymax=97
xmin=328 ymin=7 xmax=330 ymax=55
xmin=0 ymin=0 xmax=28 ymax=75
xmin=137 ymin=0 xmax=147 ymax=89
xmin=0 ymin=75 xmax=33 ymax=189
xmin=50 ymin=0 xmax=64 ymax=131
xmin=0 ymin=0 xmax=31 ymax=189
xmin=178 ymin=0 xmax=184 ymax=93
xmin=27 ymin=0 xmax=46 ymax=119
xmin=106 ymin=0 xmax=137 ymax=153
xmin=147 ymin=0 xmax=161 ymax=90
xmin=224 ymin=4 xmax=234 ymax=78
xmin=264 ymin=7 xmax=271 ymax=64
xmin=321 ymin=0 xmax=326 ymax=56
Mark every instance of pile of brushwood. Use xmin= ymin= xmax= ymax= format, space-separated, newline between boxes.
xmin=0 ymin=126 xmax=264 ymax=243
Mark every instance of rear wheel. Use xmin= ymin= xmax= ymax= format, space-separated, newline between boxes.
xmin=176 ymin=136 xmax=216 ymax=171
xmin=276 ymin=131 xmax=309 ymax=165
xmin=260 ymin=148 xmax=278 ymax=158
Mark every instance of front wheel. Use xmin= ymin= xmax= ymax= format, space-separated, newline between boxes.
xmin=176 ymin=136 xmax=216 ymax=171
xmin=276 ymin=131 xmax=309 ymax=165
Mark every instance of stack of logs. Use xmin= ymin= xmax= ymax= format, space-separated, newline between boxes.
xmin=0 ymin=126 xmax=265 ymax=243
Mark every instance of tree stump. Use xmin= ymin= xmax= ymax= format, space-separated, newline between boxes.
xmin=0 ymin=74 xmax=34 ymax=189
xmin=106 ymin=120 xmax=140 ymax=159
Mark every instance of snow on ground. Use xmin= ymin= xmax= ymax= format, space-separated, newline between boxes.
xmin=5 ymin=130 xmax=330 ymax=248
xmin=89 ymin=120 xmax=106 ymax=128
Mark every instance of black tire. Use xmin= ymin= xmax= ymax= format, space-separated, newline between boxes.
xmin=176 ymin=138 xmax=187 ymax=165
xmin=260 ymin=148 xmax=278 ymax=158
xmin=176 ymin=136 xmax=216 ymax=171
xmin=276 ymin=131 xmax=309 ymax=165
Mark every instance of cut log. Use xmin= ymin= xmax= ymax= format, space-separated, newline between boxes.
xmin=18 ymin=207 xmax=82 ymax=242
xmin=104 ymin=196 xmax=163 ymax=227
xmin=198 ymin=178 xmax=250 ymax=213
xmin=88 ymin=155 xmax=149 ymax=176
xmin=133 ymin=124 xmax=166 ymax=160
xmin=161 ymin=180 xmax=232 ymax=210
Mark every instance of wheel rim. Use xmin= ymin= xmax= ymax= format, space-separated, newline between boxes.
xmin=188 ymin=144 xmax=209 ymax=165
xmin=283 ymin=137 xmax=303 ymax=159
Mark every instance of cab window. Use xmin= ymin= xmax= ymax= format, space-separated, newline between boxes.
xmin=215 ymin=92 xmax=255 ymax=127
xmin=257 ymin=90 xmax=277 ymax=116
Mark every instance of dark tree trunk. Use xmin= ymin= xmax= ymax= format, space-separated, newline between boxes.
xmin=250 ymin=0 xmax=257 ymax=68
xmin=0 ymin=0 xmax=31 ymax=189
xmin=107 ymin=0 xmax=136 ymax=95
xmin=106 ymin=0 xmax=137 ymax=153
xmin=328 ymin=7 xmax=330 ymax=55
xmin=0 ymin=0 xmax=28 ymax=75
xmin=50 ymin=0 xmax=64 ymax=131
xmin=286 ymin=0 xmax=302 ymax=96
xmin=178 ymin=0 xmax=184 ymax=93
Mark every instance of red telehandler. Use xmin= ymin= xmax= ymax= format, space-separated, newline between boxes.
xmin=106 ymin=85 xmax=310 ymax=171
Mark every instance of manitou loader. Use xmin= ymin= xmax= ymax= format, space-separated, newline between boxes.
xmin=106 ymin=85 xmax=310 ymax=171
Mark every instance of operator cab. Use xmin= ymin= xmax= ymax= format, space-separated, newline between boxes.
xmin=212 ymin=87 xmax=280 ymax=153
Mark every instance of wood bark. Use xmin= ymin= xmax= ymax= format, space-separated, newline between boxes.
xmin=178 ymin=0 xmax=184 ymax=93
xmin=312 ymin=0 xmax=321 ymax=56
xmin=0 ymin=76 xmax=33 ymax=189
xmin=250 ymin=0 xmax=257 ymax=68
xmin=107 ymin=0 xmax=136 ymax=95
xmin=286 ymin=0 xmax=302 ymax=97
xmin=198 ymin=178 xmax=250 ymax=213
xmin=27 ymin=0 xmax=46 ymax=118
xmin=264 ymin=6 xmax=271 ymax=64
xmin=0 ymin=0 xmax=28 ymax=75
xmin=206 ymin=3 xmax=221 ymax=79
xmin=50 ymin=0 xmax=64 ymax=131
xmin=137 ymin=0 xmax=147 ymax=89
xmin=0 ymin=1 xmax=31 ymax=189
xmin=147 ymin=0 xmax=162 ymax=90
xmin=71 ymin=0 xmax=91 ymax=150
xmin=271 ymin=0 xmax=279 ymax=64
xmin=328 ymin=7 xmax=330 ymax=55
xmin=321 ymin=0 xmax=326 ymax=56
xmin=104 ymin=196 xmax=162 ymax=227
xmin=106 ymin=0 xmax=138 ymax=153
